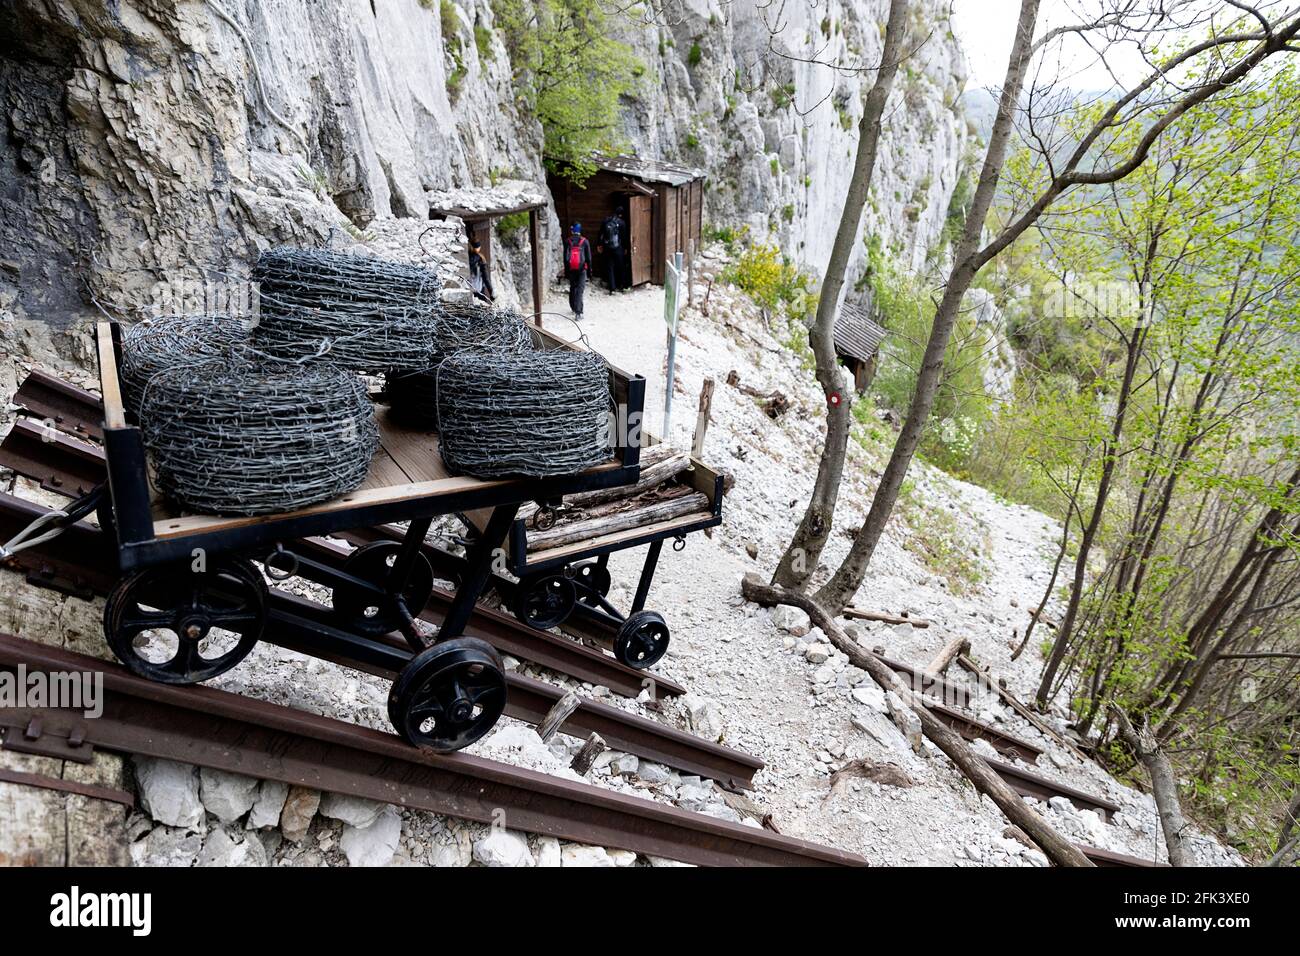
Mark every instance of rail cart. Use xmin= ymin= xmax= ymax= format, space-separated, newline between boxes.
xmin=498 ymin=451 xmax=724 ymax=670
xmin=88 ymin=322 xmax=646 ymax=753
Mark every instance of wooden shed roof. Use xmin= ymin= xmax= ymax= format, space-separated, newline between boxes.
xmin=834 ymin=302 xmax=887 ymax=362
xmin=426 ymin=180 xmax=547 ymax=220
xmin=593 ymin=155 xmax=706 ymax=187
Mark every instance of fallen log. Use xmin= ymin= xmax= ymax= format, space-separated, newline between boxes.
xmin=925 ymin=636 xmax=970 ymax=678
xmin=741 ymin=573 xmax=1092 ymax=867
xmin=843 ymin=607 xmax=931 ymax=628
xmin=527 ymin=491 xmax=711 ymax=552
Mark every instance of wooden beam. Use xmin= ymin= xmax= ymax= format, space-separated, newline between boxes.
xmin=529 ymin=207 xmax=544 ymax=328
xmin=924 ymin=636 xmax=970 ymax=678
xmin=843 ymin=607 xmax=931 ymax=628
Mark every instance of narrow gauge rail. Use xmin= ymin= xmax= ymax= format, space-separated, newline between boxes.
xmin=0 ymin=633 xmax=864 ymax=867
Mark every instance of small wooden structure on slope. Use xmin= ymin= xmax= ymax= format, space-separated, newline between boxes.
xmin=426 ymin=180 xmax=548 ymax=320
xmin=833 ymin=302 xmax=887 ymax=393
xmin=547 ymin=155 xmax=705 ymax=287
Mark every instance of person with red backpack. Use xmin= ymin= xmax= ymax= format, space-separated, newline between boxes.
xmin=564 ymin=222 xmax=592 ymax=320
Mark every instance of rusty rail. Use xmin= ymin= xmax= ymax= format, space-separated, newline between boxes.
xmin=10 ymin=369 xmax=104 ymax=441
xmin=266 ymin=590 xmax=762 ymax=789
xmin=0 ymin=633 xmax=863 ymax=867
xmin=1076 ymin=844 xmax=1160 ymax=867
xmin=986 ymin=757 xmax=1120 ymax=820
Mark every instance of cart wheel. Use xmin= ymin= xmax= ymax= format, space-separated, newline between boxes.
xmin=389 ymin=637 xmax=506 ymax=752
xmin=513 ymin=573 xmax=577 ymax=629
xmin=103 ymin=558 xmax=267 ymax=684
xmin=332 ymin=542 xmax=435 ymax=636
xmin=572 ymin=560 xmax=612 ymax=603
xmin=614 ymin=610 xmax=670 ymax=669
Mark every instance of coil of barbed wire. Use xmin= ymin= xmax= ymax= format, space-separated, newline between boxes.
xmin=436 ymin=349 xmax=612 ymax=478
xmin=138 ymin=350 xmax=379 ymax=516
xmin=120 ymin=314 xmax=252 ymax=419
xmin=387 ymin=300 xmax=537 ymax=429
xmin=252 ymin=248 xmax=442 ymax=372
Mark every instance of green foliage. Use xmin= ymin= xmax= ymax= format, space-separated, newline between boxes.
xmin=474 ymin=23 xmax=494 ymax=61
xmin=780 ymin=203 xmax=794 ymax=223
xmin=684 ymin=132 xmax=699 ymax=150
xmin=687 ymin=42 xmax=702 ymax=67
xmin=966 ymin=57 xmax=1300 ymax=858
xmin=440 ymin=0 xmax=466 ymax=101
xmin=769 ymin=155 xmax=780 ymax=176
xmin=865 ymin=243 xmax=991 ymax=473
xmin=770 ymin=82 xmax=796 ymax=110
xmin=496 ymin=210 xmax=530 ymax=234
xmin=492 ymin=0 xmax=642 ymax=183
xmin=722 ymin=235 xmax=818 ymax=326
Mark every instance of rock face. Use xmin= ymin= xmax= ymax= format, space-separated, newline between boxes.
xmin=618 ymin=0 xmax=970 ymax=279
xmin=1 ymin=0 xmax=967 ymax=342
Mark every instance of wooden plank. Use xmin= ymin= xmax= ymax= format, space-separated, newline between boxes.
xmin=358 ymin=446 xmax=411 ymax=491
xmin=95 ymin=323 xmax=125 ymax=429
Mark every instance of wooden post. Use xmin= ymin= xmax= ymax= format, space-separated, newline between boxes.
xmin=570 ymin=733 xmax=606 ymax=775
xmin=528 ymin=206 xmax=543 ymax=329
xmin=692 ymin=377 xmax=714 ymax=460
xmin=536 ymin=691 xmax=581 ymax=743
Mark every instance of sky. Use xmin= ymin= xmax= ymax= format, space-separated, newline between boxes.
xmin=951 ymin=0 xmax=1160 ymax=92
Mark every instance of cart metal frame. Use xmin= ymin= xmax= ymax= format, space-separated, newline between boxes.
xmin=90 ymin=321 xmax=646 ymax=750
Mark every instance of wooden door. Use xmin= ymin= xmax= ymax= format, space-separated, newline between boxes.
xmin=629 ymin=194 xmax=652 ymax=286
xmin=468 ymin=219 xmax=492 ymax=264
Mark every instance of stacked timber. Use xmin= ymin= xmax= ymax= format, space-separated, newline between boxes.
xmin=518 ymin=444 xmax=710 ymax=552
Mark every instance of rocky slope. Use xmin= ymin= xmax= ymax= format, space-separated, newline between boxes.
xmin=2 ymin=0 xmax=970 ymax=352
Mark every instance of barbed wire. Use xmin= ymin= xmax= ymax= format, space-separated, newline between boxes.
xmin=387 ymin=300 xmax=537 ymax=429
xmin=252 ymin=247 xmax=442 ymax=372
xmin=120 ymin=314 xmax=253 ymax=419
xmin=436 ymin=350 xmax=612 ymax=479
xmin=138 ymin=348 xmax=378 ymax=516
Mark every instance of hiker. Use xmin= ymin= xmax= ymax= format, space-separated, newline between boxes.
xmin=467 ymin=237 xmax=494 ymax=303
xmin=564 ymin=222 xmax=592 ymax=320
xmin=599 ymin=207 xmax=628 ymax=293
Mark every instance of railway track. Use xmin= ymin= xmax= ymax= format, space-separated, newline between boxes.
xmin=0 ymin=633 xmax=863 ymax=867
xmin=0 ymin=494 xmax=762 ymax=789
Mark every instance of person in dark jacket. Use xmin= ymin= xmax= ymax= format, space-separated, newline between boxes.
xmin=599 ymin=208 xmax=628 ymax=293
xmin=564 ymin=222 xmax=592 ymax=320
xmin=467 ymin=237 xmax=494 ymax=303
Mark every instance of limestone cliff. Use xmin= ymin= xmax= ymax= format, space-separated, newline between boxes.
xmin=0 ymin=0 xmax=970 ymax=350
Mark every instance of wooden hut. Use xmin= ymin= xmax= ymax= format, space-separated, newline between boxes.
xmin=834 ymin=302 xmax=888 ymax=393
xmin=546 ymin=155 xmax=706 ymax=287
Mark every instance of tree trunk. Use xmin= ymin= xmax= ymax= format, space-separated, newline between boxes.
xmin=1112 ymin=708 xmax=1193 ymax=866
xmin=741 ymin=573 xmax=1093 ymax=867
xmin=814 ymin=0 xmax=1044 ymax=613
xmin=1035 ymin=320 xmax=1147 ymax=708
xmin=770 ymin=0 xmax=912 ymax=590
